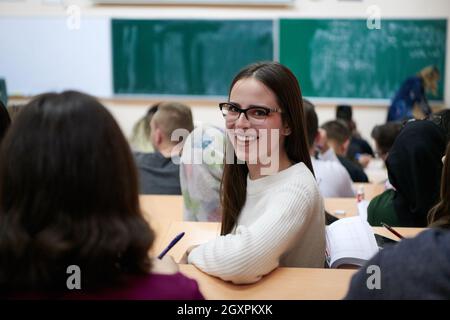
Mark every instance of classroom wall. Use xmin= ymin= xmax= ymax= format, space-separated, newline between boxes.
xmin=2 ymin=0 xmax=449 ymax=144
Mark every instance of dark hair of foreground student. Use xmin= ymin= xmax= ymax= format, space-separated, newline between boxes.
xmin=0 ymin=91 xmax=154 ymax=292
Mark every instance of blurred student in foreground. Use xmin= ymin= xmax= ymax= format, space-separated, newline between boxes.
xmin=0 ymin=91 xmax=203 ymax=299
xmin=345 ymin=142 xmax=450 ymax=299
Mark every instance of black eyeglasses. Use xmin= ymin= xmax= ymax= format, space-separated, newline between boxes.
xmin=219 ymin=102 xmax=282 ymax=125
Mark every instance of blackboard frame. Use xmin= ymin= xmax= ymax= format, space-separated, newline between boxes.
xmin=93 ymin=0 xmax=294 ymax=5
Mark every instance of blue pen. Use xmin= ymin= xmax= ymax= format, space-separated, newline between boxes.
xmin=158 ymin=232 xmax=185 ymax=259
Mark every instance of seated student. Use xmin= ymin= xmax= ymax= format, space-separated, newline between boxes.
xmin=304 ymin=100 xmax=355 ymax=197
xmin=345 ymin=143 xmax=450 ymax=299
xmin=129 ymin=103 xmax=160 ymax=153
xmin=134 ymin=102 xmax=194 ymax=195
xmin=371 ymin=121 xmax=403 ymax=162
xmin=336 ymin=104 xmax=374 ymax=168
xmin=427 ymin=142 xmax=450 ymax=229
xmin=0 ymin=91 xmax=204 ymax=300
xmin=367 ymin=120 xmax=446 ymax=227
xmin=320 ymin=120 xmax=369 ymax=183
xmin=371 ymin=121 xmax=403 ymax=190
xmin=180 ymin=125 xmax=225 ymax=222
xmin=185 ymin=62 xmax=325 ymax=284
xmin=0 ymin=100 xmax=11 ymax=143
xmin=428 ymin=109 xmax=450 ymax=143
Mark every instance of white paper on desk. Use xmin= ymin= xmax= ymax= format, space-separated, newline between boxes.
xmin=325 ymin=216 xmax=379 ymax=268
xmin=357 ymin=200 xmax=370 ymax=221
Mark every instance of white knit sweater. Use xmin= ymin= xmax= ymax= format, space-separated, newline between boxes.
xmin=187 ymin=162 xmax=326 ymax=284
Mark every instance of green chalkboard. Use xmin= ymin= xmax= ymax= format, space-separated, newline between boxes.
xmin=280 ymin=19 xmax=447 ymax=100
xmin=112 ymin=19 xmax=273 ymax=96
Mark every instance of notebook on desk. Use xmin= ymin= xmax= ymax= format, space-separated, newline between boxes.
xmin=326 ymin=216 xmax=385 ymax=268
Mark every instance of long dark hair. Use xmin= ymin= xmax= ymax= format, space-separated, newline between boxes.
xmin=220 ymin=62 xmax=313 ymax=234
xmin=428 ymin=142 xmax=450 ymax=229
xmin=0 ymin=91 xmax=154 ymax=292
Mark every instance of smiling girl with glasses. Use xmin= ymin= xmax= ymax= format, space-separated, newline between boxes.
xmin=185 ymin=62 xmax=326 ymax=284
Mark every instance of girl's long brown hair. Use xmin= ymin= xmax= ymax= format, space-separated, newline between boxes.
xmin=220 ymin=62 xmax=314 ymax=235
xmin=0 ymin=91 xmax=154 ymax=292
xmin=428 ymin=142 xmax=450 ymax=229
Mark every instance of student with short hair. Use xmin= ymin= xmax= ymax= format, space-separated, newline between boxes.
xmin=345 ymin=143 xmax=450 ymax=299
xmin=371 ymin=121 xmax=403 ymax=162
xmin=134 ymin=102 xmax=194 ymax=195
xmin=129 ymin=103 xmax=160 ymax=153
xmin=186 ymin=62 xmax=325 ymax=284
xmin=367 ymin=120 xmax=446 ymax=227
xmin=0 ymin=91 xmax=203 ymax=300
xmin=304 ymin=100 xmax=355 ymax=197
xmin=321 ymin=120 xmax=369 ymax=182
xmin=336 ymin=104 xmax=374 ymax=167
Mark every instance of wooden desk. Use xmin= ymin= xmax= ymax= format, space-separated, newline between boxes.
xmin=180 ymin=264 xmax=356 ymax=300
xmin=159 ymin=221 xmax=424 ymax=300
xmin=353 ymin=183 xmax=385 ymax=200
xmin=140 ymin=195 xmax=183 ymax=222
xmin=154 ymin=221 xmax=221 ymax=262
xmin=373 ymin=227 xmax=425 ymax=240
xmin=324 ymin=198 xmax=358 ymax=218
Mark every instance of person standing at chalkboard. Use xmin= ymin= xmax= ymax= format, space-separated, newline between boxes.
xmin=387 ymin=66 xmax=440 ymax=122
xmin=184 ymin=62 xmax=325 ymax=284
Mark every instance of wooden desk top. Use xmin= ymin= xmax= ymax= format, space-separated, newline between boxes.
xmin=372 ymin=227 xmax=425 ymax=240
xmin=179 ymin=264 xmax=356 ymax=300
xmin=324 ymin=198 xmax=358 ymax=218
xmin=353 ymin=183 xmax=385 ymax=200
xmin=139 ymin=185 xmax=385 ymax=225
xmin=155 ymin=221 xmax=221 ymax=262
xmin=150 ymin=221 xmax=424 ymax=300
xmin=140 ymin=194 xmax=183 ymax=222
xmin=140 ymin=191 xmax=386 ymax=226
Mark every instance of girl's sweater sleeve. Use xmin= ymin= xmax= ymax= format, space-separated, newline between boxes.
xmin=187 ymin=182 xmax=319 ymax=284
